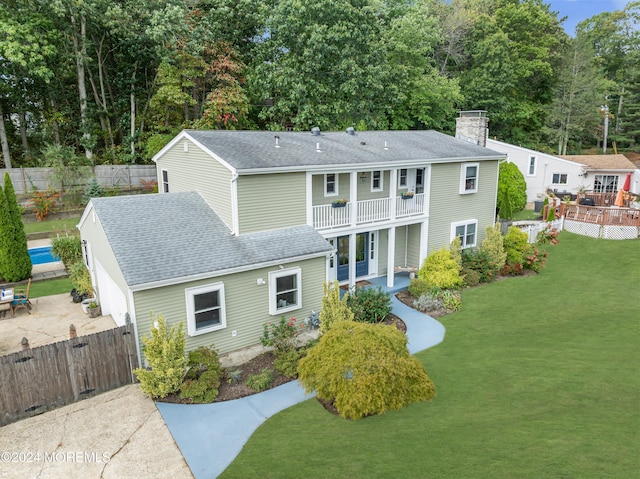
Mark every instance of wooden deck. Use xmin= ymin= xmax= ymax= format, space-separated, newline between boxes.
xmin=564 ymin=205 xmax=640 ymax=226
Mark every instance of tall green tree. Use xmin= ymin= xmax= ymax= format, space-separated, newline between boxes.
xmin=2 ymin=174 xmax=31 ymax=281
xmin=252 ymin=0 xmax=393 ymax=130
xmin=543 ymin=37 xmax=612 ymax=154
xmin=457 ymin=0 xmax=566 ymax=145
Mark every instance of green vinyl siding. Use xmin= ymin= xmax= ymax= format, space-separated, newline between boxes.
xmin=406 ymin=224 xmax=421 ymax=267
xmin=312 ymin=173 xmax=350 ymax=205
xmin=132 ymin=257 xmax=326 ymax=360
xmin=155 ymin=139 xmax=233 ymax=228
xmin=377 ymin=229 xmax=388 ymax=275
xmin=356 ymin=171 xmax=389 ymax=201
xmin=428 ymin=161 xmax=499 ymax=253
xmin=237 ymin=172 xmax=306 ymax=233
xmin=80 ymin=208 xmax=129 ymax=299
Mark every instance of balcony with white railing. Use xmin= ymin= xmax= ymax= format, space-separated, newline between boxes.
xmin=312 ymin=193 xmax=426 ymax=230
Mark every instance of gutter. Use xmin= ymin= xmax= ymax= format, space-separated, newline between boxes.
xmin=129 ymin=250 xmax=333 ymax=292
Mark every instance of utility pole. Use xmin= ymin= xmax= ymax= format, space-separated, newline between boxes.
xmin=600 ymin=104 xmax=609 ymax=154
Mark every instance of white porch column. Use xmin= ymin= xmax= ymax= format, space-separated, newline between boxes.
xmin=419 ymin=219 xmax=429 ymax=266
xmin=389 ymin=169 xmax=397 ymax=221
xmin=387 ymin=226 xmax=396 ymax=288
xmin=350 ymin=171 xmax=358 ymax=227
xmin=349 ymin=233 xmax=356 ymax=289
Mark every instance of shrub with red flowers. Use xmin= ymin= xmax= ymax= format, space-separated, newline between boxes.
xmin=523 ymin=246 xmax=548 ymax=273
xmin=536 ymin=226 xmax=560 ymax=245
xmin=260 ymin=315 xmax=300 ymax=354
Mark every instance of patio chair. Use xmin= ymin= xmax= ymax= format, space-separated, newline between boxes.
xmin=12 ymin=278 xmax=32 ymax=316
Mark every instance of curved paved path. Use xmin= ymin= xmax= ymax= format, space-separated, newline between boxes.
xmin=157 ymin=294 xmax=445 ymax=479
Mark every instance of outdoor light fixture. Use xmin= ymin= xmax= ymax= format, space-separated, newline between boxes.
xmin=360 ymin=173 xmax=367 ymax=183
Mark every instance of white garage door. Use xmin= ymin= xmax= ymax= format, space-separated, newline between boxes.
xmin=95 ymin=260 xmax=128 ymax=327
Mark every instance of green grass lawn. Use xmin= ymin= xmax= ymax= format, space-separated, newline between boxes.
xmin=220 ymin=233 xmax=640 ymax=479
xmin=23 ymin=217 xmax=81 ymax=235
xmin=511 ymin=208 xmax=542 ymax=221
xmin=28 ymin=278 xmax=74 ymax=298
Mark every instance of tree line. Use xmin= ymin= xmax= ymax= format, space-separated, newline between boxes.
xmin=1 ymin=0 xmax=638 ymax=168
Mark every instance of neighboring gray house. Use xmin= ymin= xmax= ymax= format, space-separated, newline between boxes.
xmin=79 ymin=119 xmax=505 ymax=361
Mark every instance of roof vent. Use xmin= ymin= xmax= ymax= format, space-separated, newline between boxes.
xmin=311 ymin=127 xmax=321 ymax=136
xmin=274 ymin=135 xmax=280 ymax=148
xmin=346 ymin=127 xmax=355 ymax=135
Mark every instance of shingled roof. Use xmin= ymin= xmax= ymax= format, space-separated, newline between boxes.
xmin=177 ymin=129 xmax=504 ymax=172
xmin=86 ymin=192 xmax=332 ymax=289
xmin=559 ymin=154 xmax=636 ymax=171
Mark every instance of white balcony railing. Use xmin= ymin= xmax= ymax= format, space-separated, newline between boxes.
xmin=313 ymin=194 xmax=425 ymax=229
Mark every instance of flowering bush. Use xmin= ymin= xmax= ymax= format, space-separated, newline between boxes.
xmin=261 ymin=316 xmax=300 ymax=354
xmin=523 ymin=247 xmax=548 ymax=273
xmin=536 ymin=226 xmax=560 ymax=245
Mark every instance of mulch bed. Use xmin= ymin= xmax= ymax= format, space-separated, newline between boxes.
xmin=158 ymin=315 xmax=407 ymax=405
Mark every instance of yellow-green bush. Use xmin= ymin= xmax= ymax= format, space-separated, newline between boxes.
xmin=179 ymin=346 xmax=223 ymax=403
xmin=409 ymin=247 xmax=464 ymax=297
xmin=319 ymin=280 xmax=353 ymax=333
xmin=134 ymin=313 xmax=187 ymax=399
xmin=297 ymin=321 xmax=436 ymax=420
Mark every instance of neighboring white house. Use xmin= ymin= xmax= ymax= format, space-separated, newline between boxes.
xmin=486 ymin=139 xmax=638 ymax=203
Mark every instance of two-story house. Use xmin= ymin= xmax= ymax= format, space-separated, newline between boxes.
xmin=78 ymin=119 xmax=504 ymax=363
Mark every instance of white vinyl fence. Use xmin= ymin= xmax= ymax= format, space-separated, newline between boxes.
xmin=513 ymin=218 xmax=564 ymax=243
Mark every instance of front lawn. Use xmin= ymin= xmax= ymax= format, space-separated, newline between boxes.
xmin=221 ymin=233 xmax=640 ymax=479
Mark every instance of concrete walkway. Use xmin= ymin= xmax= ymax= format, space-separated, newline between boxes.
xmin=157 ymin=277 xmax=446 ymax=479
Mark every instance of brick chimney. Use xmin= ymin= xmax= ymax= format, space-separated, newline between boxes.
xmin=455 ymin=110 xmax=488 ymax=147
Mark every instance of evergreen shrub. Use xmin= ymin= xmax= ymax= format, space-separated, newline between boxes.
xmin=346 ymin=286 xmax=391 ymax=323
xmin=297 ymin=321 xmax=436 ymax=420
xmin=319 ymin=280 xmax=353 ymax=333
xmin=179 ymin=346 xmax=223 ymax=404
xmin=134 ymin=314 xmax=187 ymax=399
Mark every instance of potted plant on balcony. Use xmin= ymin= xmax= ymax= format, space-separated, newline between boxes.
xmin=401 ymin=191 xmax=415 ymax=199
xmin=332 ymin=198 xmax=348 ymax=208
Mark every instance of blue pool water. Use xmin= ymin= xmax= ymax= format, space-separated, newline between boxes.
xmin=29 ymin=246 xmax=61 ymax=265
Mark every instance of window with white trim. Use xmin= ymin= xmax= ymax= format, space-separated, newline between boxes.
xmin=593 ymin=175 xmax=618 ymax=193
xmin=552 ymin=173 xmax=568 ymax=184
xmin=371 ymin=170 xmax=382 ymax=191
xmin=451 ymin=220 xmax=477 ymax=249
xmin=162 ymin=169 xmax=169 ymax=193
xmin=185 ymin=283 xmax=226 ymax=336
xmin=269 ymin=267 xmax=302 ymax=315
xmin=528 ymin=156 xmax=537 ymax=176
xmin=460 ymin=163 xmax=479 ymax=194
xmin=325 ymin=173 xmax=338 ymax=196
xmin=398 ymin=169 xmax=408 ymax=188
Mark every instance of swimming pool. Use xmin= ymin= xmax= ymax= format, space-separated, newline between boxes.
xmin=29 ymin=246 xmax=61 ymax=265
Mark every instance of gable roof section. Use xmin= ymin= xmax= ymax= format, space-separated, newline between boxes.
xmin=180 ymin=130 xmax=504 ymax=173
xmin=88 ymin=192 xmax=332 ymax=290
xmin=485 ymin=139 xmax=585 ymax=168
xmin=559 ymin=154 xmax=636 ymax=171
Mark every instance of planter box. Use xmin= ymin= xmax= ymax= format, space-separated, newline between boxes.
xmin=88 ymin=305 xmax=102 ymax=318
xmin=332 ymin=202 xmax=347 ymax=208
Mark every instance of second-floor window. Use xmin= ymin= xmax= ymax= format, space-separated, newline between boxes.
xmin=162 ymin=169 xmax=169 ymax=193
xmin=528 ymin=156 xmax=537 ymax=176
xmin=460 ymin=163 xmax=479 ymax=194
xmin=552 ymin=173 xmax=568 ymax=184
xmin=398 ymin=169 xmax=408 ymax=188
xmin=325 ymin=173 xmax=338 ymax=196
xmin=372 ymin=171 xmax=382 ymax=191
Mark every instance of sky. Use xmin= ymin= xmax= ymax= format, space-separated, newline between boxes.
xmin=547 ymin=0 xmax=630 ymax=35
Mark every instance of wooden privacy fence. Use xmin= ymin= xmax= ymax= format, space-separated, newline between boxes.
xmin=0 ymin=325 xmax=139 ymax=427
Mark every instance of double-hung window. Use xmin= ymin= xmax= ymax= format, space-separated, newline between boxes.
xmin=451 ymin=220 xmax=477 ymax=249
xmin=185 ymin=283 xmax=226 ymax=336
xmin=528 ymin=156 xmax=537 ymax=176
xmin=162 ymin=169 xmax=169 ymax=193
xmin=371 ymin=170 xmax=382 ymax=191
xmin=325 ymin=173 xmax=338 ymax=196
xmin=398 ymin=169 xmax=408 ymax=188
xmin=460 ymin=163 xmax=479 ymax=194
xmin=269 ymin=267 xmax=302 ymax=315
